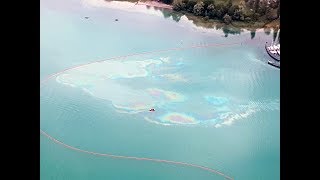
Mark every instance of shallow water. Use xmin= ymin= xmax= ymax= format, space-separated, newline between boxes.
xmin=41 ymin=0 xmax=280 ymax=179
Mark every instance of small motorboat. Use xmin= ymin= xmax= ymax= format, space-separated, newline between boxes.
xmin=115 ymin=19 xmax=118 ymax=21
xmin=85 ymin=16 xmax=89 ymax=19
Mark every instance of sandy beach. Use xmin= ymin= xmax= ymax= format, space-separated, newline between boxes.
xmin=135 ymin=0 xmax=173 ymax=9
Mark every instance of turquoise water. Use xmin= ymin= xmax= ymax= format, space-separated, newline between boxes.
xmin=41 ymin=0 xmax=280 ymax=179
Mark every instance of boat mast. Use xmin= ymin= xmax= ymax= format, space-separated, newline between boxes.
xmin=275 ymin=29 xmax=280 ymax=45
xmin=272 ymin=29 xmax=278 ymax=46
xmin=271 ymin=30 xmax=274 ymax=46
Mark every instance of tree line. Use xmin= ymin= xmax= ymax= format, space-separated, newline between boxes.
xmin=161 ymin=0 xmax=280 ymax=24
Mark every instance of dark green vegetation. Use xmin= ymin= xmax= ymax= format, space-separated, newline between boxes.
xmin=114 ymin=0 xmax=279 ymax=33
xmin=165 ymin=0 xmax=280 ymax=26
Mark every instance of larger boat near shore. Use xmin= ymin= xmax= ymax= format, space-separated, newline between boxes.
xmin=265 ymin=43 xmax=280 ymax=61
xmin=265 ymin=29 xmax=280 ymax=68
xmin=265 ymin=42 xmax=280 ymax=68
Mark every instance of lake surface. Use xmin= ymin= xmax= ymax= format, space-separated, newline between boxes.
xmin=40 ymin=0 xmax=280 ymax=179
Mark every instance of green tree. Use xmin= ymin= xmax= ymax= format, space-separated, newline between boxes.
xmin=173 ymin=0 xmax=187 ymax=11
xmin=186 ymin=0 xmax=197 ymax=12
xmin=248 ymin=0 xmax=254 ymax=8
xmin=238 ymin=9 xmax=245 ymax=21
xmin=203 ymin=0 xmax=213 ymax=8
xmin=253 ymin=13 xmax=260 ymax=20
xmin=228 ymin=5 xmax=239 ymax=16
xmin=173 ymin=2 xmax=181 ymax=11
xmin=232 ymin=8 xmax=241 ymax=20
xmin=240 ymin=15 xmax=245 ymax=21
xmin=223 ymin=14 xmax=232 ymax=24
xmin=254 ymin=0 xmax=259 ymax=13
xmin=215 ymin=4 xmax=227 ymax=19
xmin=206 ymin=4 xmax=216 ymax=18
xmin=227 ymin=0 xmax=232 ymax=8
xmin=257 ymin=1 xmax=267 ymax=15
xmin=266 ymin=8 xmax=278 ymax=20
xmin=193 ymin=1 xmax=205 ymax=16
xmin=173 ymin=4 xmax=181 ymax=11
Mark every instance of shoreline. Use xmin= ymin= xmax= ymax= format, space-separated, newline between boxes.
xmin=135 ymin=0 xmax=173 ymax=9
xmin=181 ymin=11 xmax=280 ymax=30
xmin=102 ymin=0 xmax=279 ymax=31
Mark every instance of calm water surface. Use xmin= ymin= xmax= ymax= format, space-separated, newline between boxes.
xmin=41 ymin=0 xmax=280 ymax=179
